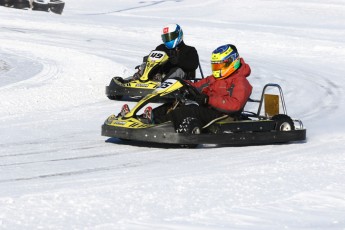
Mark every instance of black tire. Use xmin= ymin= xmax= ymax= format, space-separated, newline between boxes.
xmin=49 ymin=0 xmax=64 ymax=14
xmin=13 ymin=3 xmax=29 ymax=9
xmin=175 ymin=117 xmax=201 ymax=148
xmin=271 ymin=114 xmax=295 ymax=131
xmin=32 ymin=1 xmax=49 ymax=12
xmin=13 ymin=0 xmax=30 ymax=9
xmin=0 ymin=0 xmax=14 ymax=7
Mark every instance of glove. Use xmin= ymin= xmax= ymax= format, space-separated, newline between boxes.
xmin=194 ymin=93 xmax=209 ymax=106
xmin=132 ymin=72 xmax=141 ymax=80
xmin=133 ymin=62 xmax=146 ymax=80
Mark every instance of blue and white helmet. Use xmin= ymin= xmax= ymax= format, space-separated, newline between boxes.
xmin=161 ymin=24 xmax=183 ymax=49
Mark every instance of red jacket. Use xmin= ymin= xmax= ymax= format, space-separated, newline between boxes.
xmin=191 ymin=58 xmax=252 ymax=113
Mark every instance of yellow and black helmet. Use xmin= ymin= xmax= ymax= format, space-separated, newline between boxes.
xmin=211 ymin=44 xmax=241 ymax=79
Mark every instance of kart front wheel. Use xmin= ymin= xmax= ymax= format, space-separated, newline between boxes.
xmin=271 ymin=114 xmax=295 ymax=131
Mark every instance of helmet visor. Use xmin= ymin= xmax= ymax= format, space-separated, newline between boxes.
xmin=161 ymin=31 xmax=179 ymax=43
xmin=212 ymin=62 xmax=228 ymax=71
xmin=211 ymin=54 xmax=238 ymax=71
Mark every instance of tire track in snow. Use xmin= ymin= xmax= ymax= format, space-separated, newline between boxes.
xmin=0 ymin=59 xmax=10 ymax=73
xmin=0 ymin=50 xmax=43 ymax=87
xmin=0 ymin=152 xmax=124 ymax=167
xmin=82 ymin=0 xmax=178 ymax=15
xmin=0 ymin=39 xmax=115 ymax=116
xmin=0 ymin=164 xmax=140 ymax=184
xmin=251 ymin=61 xmax=342 ymax=122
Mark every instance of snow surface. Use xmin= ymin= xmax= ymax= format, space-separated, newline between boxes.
xmin=1 ymin=0 xmax=345 ymax=229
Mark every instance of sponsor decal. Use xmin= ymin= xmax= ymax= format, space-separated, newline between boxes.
xmin=114 ymin=121 xmax=126 ymax=125
xmin=135 ymin=83 xmax=149 ymax=87
xmin=163 ymin=27 xmax=169 ymax=34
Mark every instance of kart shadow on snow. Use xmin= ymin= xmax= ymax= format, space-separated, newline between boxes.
xmin=105 ymin=137 xmax=307 ymax=149
xmin=105 ymin=137 xmax=197 ymax=149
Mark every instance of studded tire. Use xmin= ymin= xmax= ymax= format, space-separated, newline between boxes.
xmin=271 ymin=114 xmax=295 ymax=131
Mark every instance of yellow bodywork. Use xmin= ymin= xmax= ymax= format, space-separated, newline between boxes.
xmin=119 ymin=79 xmax=161 ymax=89
xmin=105 ymin=115 xmax=152 ymax=128
xmin=140 ymin=50 xmax=169 ymax=82
xmin=112 ymin=50 xmax=169 ymax=90
xmin=106 ymin=79 xmax=184 ymax=129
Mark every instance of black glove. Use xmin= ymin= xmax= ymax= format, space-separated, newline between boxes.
xmin=194 ymin=93 xmax=209 ymax=106
xmin=132 ymin=72 xmax=141 ymax=80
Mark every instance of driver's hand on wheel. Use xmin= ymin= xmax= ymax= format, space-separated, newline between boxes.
xmin=194 ymin=93 xmax=209 ymax=106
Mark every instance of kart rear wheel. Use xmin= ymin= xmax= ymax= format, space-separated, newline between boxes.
xmin=271 ymin=114 xmax=295 ymax=131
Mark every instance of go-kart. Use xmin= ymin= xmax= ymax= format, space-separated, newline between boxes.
xmin=102 ymin=78 xmax=307 ymax=147
xmin=105 ymin=50 xmax=200 ymax=101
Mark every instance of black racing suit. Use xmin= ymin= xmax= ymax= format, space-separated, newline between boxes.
xmin=155 ymin=41 xmax=199 ymax=80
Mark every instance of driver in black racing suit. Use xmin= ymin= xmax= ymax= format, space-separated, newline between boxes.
xmin=134 ymin=23 xmax=199 ymax=81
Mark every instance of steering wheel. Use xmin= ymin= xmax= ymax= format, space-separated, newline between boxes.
xmin=172 ymin=78 xmax=200 ymax=100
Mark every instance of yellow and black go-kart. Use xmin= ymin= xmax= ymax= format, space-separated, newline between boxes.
xmin=102 ymin=78 xmax=306 ymax=148
xmin=106 ymin=50 xmax=201 ymax=101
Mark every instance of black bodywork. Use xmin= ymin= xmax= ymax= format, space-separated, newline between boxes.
xmin=102 ymin=120 xmax=306 ymax=146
